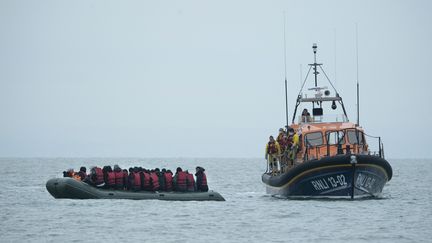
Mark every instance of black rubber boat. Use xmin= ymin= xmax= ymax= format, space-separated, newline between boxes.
xmin=262 ymin=44 xmax=392 ymax=199
xmin=46 ymin=178 xmax=225 ymax=201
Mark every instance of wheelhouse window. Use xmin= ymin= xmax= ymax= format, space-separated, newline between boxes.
xmin=347 ymin=130 xmax=364 ymax=144
xmin=326 ymin=131 xmax=345 ymax=145
xmin=304 ymin=132 xmax=323 ymax=146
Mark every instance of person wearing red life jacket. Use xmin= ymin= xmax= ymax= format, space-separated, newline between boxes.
xmin=102 ymin=165 xmax=110 ymax=183
xmin=150 ymin=170 xmax=160 ymax=191
xmin=195 ymin=166 xmax=209 ymax=192
xmin=86 ymin=166 xmax=104 ymax=186
xmin=113 ymin=164 xmax=124 ymax=190
xmin=77 ymin=167 xmax=87 ymax=181
xmin=173 ymin=167 xmax=187 ymax=192
xmin=107 ymin=171 xmax=116 ymax=189
xmin=129 ymin=167 xmax=141 ymax=191
xmin=277 ymin=128 xmax=288 ymax=153
xmin=265 ymin=136 xmax=281 ymax=173
xmin=164 ymin=169 xmax=173 ymax=192
xmin=186 ymin=171 xmax=196 ymax=192
xmin=140 ymin=168 xmax=152 ymax=191
xmin=103 ymin=165 xmax=115 ymax=189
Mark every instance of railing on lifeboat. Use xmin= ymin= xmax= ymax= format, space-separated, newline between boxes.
xmin=298 ymin=114 xmax=348 ymax=124
xmin=363 ymin=133 xmax=385 ymax=159
xmin=300 ymin=130 xmax=385 ymax=162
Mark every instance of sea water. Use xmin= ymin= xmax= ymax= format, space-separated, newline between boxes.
xmin=0 ymin=158 xmax=431 ymax=242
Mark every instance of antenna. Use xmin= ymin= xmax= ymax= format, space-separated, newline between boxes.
xmin=334 ymin=29 xmax=337 ymax=88
xmin=356 ymin=23 xmax=360 ymax=126
xmin=283 ymin=12 xmax=289 ymax=129
xmin=312 ymin=43 xmax=319 ymax=87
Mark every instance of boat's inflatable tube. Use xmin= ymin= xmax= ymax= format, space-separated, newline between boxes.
xmin=46 ymin=178 xmax=225 ymax=201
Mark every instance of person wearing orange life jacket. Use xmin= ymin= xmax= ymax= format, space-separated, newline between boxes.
xmin=173 ymin=167 xmax=187 ymax=192
xmin=63 ymin=169 xmax=74 ymax=178
xmin=186 ymin=170 xmax=196 ymax=192
xmin=150 ymin=169 xmax=160 ymax=191
xmin=164 ymin=169 xmax=173 ymax=192
xmin=72 ymin=172 xmax=81 ymax=181
xmin=265 ymin=136 xmax=281 ymax=172
xmin=113 ymin=164 xmax=124 ymax=190
xmin=195 ymin=166 xmax=208 ymax=192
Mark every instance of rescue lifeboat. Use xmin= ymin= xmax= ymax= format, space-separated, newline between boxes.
xmin=46 ymin=178 xmax=225 ymax=201
xmin=262 ymin=44 xmax=392 ymax=199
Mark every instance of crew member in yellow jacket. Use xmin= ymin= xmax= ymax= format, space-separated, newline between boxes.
xmin=288 ymin=129 xmax=301 ymax=162
xmin=265 ymin=136 xmax=281 ymax=172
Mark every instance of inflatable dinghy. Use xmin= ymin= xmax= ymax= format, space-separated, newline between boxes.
xmin=46 ymin=178 xmax=225 ymax=201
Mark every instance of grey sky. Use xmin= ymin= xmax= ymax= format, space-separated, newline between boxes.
xmin=1 ymin=0 xmax=431 ymax=158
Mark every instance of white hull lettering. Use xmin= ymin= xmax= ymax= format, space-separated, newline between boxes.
xmin=311 ymin=174 xmax=347 ymax=191
xmin=356 ymin=173 xmax=376 ymax=189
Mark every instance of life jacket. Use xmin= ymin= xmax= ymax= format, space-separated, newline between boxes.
xmin=186 ymin=173 xmax=195 ymax=192
xmin=141 ymin=172 xmax=151 ymax=190
xmin=150 ymin=172 xmax=160 ymax=191
xmin=196 ymin=172 xmax=208 ymax=192
xmin=277 ymin=135 xmax=287 ymax=149
xmin=114 ymin=171 xmax=124 ymax=188
xmin=200 ymin=173 xmax=208 ymax=186
xmin=132 ymin=172 xmax=141 ymax=190
xmin=106 ymin=171 xmax=116 ymax=186
xmin=77 ymin=171 xmax=87 ymax=181
xmin=73 ymin=173 xmax=81 ymax=181
xmin=268 ymin=141 xmax=278 ymax=154
xmin=277 ymin=133 xmax=284 ymax=144
xmin=94 ymin=167 xmax=104 ymax=185
xmin=286 ymin=137 xmax=293 ymax=147
xmin=176 ymin=171 xmax=187 ymax=192
xmin=164 ymin=172 xmax=173 ymax=191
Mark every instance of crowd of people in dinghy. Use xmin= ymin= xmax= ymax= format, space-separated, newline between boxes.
xmin=63 ymin=165 xmax=209 ymax=192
